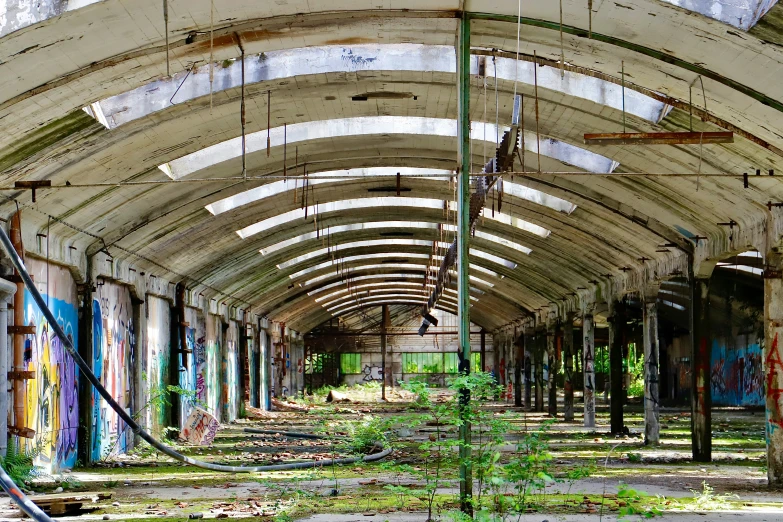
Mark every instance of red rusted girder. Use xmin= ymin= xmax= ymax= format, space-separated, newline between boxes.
xmin=584 ymin=131 xmax=733 ymax=145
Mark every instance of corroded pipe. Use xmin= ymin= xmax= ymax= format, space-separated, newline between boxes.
xmin=9 ymin=212 xmax=25 ymax=434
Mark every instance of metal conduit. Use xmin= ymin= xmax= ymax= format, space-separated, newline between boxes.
xmin=0 ymin=225 xmax=391 ymax=521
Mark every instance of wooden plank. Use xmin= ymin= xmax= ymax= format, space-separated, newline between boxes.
xmin=583 ymin=131 xmax=734 ymax=145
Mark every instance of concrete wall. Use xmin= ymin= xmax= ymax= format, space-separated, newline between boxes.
xmin=92 ymin=278 xmax=136 ymax=461
xmin=23 ymin=258 xmax=79 ymax=473
xmin=144 ymin=295 xmax=170 ymax=437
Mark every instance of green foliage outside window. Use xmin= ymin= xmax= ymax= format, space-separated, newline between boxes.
xmin=402 ymin=352 xmax=482 ymax=374
xmin=340 ymin=353 xmax=362 ymax=374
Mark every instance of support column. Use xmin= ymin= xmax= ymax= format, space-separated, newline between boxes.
xmin=77 ymin=271 xmax=94 ymax=464
xmin=643 ymin=287 xmax=661 ymax=445
xmin=0 ymin=279 xmax=16 ymax=455
xmin=609 ymin=299 xmax=625 ymax=435
xmin=524 ymin=329 xmax=532 ymax=410
xmin=583 ymin=310 xmax=596 ymax=428
xmin=381 ymin=304 xmax=388 ymax=401
xmin=456 ymin=13 xmax=472 ymax=515
xmin=534 ymin=331 xmax=544 ymax=412
xmin=547 ymin=321 xmax=558 ymax=417
xmin=691 ymin=276 xmax=712 ymax=462
xmin=514 ymin=332 xmax=523 ymax=407
xmin=764 ymin=252 xmax=783 ymax=486
xmin=480 ymin=329 xmax=486 ymax=371
xmin=563 ymin=314 xmax=575 ymax=422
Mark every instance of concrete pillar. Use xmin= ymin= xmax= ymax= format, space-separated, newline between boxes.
xmin=583 ymin=311 xmax=596 ymax=428
xmin=514 ymin=332 xmax=523 ymax=407
xmin=524 ymin=329 xmax=532 ymax=410
xmin=0 ymin=279 xmax=16 ymax=455
xmin=691 ymin=277 xmax=712 ymax=462
xmin=547 ymin=321 xmax=558 ymax=417
xmin=480 ymin=329 xmax=486 ymax=371
xmin=381 ymin=304 xmax=388 ymax=401
xmin=764 ymin=252 xmax=783 ymax=486
xmin=534 ymin=331 xmax=544 ymax=412
xmin=643 ymin=288 xmax=661 ymax=444
xmin=563 ymin=314 xmax=575 ymax=422
xmin=609 ymin=300 xmax=625 ymax=434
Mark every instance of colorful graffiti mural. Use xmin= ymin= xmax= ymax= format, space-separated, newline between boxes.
xmin=222 ymin=322 xmax=239 ymax=421
xmin=92 ymin=280 xmax=135 ymax=461
xmin=145 ymin=296 xmax=170 ymax=437
xmin=710 ymin=341 xmax=764 ymax=406
xmin=204 ymin=314 xmax=221 ymax=419
xmin=23 ymin=259 xmax=79 ymax=472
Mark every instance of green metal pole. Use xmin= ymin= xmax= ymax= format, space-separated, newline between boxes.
xmin=457 ymin=13 xmax=473 ymax=516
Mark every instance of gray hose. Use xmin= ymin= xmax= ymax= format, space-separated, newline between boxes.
xmin=0 ymin=225 xmax=391 ymax=521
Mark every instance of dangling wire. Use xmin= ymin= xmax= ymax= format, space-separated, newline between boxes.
xmin=512 ymin=0 xmax=522 ymax=102
xmin=494 ymin=55 xmax=499 ymax=148
xmin=163 ymin=0 xmax=170 ymax=77
xmin=209 ymin=0 xmax=214 ymax=112
xmin=559 ymin=0 xmax=565 ymax=78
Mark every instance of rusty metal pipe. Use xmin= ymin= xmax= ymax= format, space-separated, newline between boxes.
xmin=9 ymin=212 xmax=25 ymax=434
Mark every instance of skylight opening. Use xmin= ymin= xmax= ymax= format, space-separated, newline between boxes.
xmin=307 ymin=274 xmax=425 ymax=295
xmin=446 ymin=202 xmax=550 ymax=237
xmin=93 ymin=44 xmax=664 ymax=130
xmin=315 ymin=282 xmax=430 ymax=303
xmin=333 ymin=300 xmax=459 ymax=317
xmin=488 ymin=57 xmax=670 ymax=123
xmin=502 ymin=181 xmax=576 ymax=214
xmin=261 ymin=221 xmax=439 ymax=256
xmin=432 ymin=260 xmax=500 ymax=279
xmin=277 ymin=239 xmax=433 ymax=270
xmin=237 ymin=197 xmax=444 ymax=239
xmin=657 ymin=0 xmax=777 ymax=30
xmin=716 ymin=263 xmax=764 ymax=276
xmin=469 ymin=249 xmax=518 ymax=269
xmin=208 ymin=168 xmax=452 ymax=216
xmin=207 ymin=168 xmax=573 ymax=217
xmin=443 ymin=225 xmax=533 ymax=255
xmin=321 ymin=289 xmax=429 ymax=310
xmin=167 ymin=117 xmax=616 ymax=180
xmin=660 ymin=300 xmax=686 ymax=311
xmin=289 ymin=253 xmax=431 ymax=280
xmin=327 ymin=293 xmax=462 ymax=313
xmin=303 ymin=263 xmax=432 ymax=286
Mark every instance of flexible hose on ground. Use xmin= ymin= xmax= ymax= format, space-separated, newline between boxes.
xmin=0 ymin=227 xmax=391 ymax=521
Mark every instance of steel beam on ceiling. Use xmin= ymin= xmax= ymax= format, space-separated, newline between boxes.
xmin=584 ymin=131 xmax=734 ymax=145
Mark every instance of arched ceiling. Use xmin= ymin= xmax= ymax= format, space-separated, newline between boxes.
xmin=1 ymin=0 xmax=782 ymax=333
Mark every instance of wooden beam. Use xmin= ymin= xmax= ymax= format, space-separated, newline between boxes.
xmin=584 ymin=131 xmax=734 ymax=145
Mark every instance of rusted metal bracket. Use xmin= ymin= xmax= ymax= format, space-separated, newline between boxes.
xmin=767 ymin=201 xmax=783 ymax=211
xmin=8 ymin=370 xmax=34 ymax=380
xmin=8 ymin=426 xmax=35 ymax=439
xmin=8 ymin=325 xmax=35 ymax=335
xmin=764 ymin=267 xmax=783 ymax=279
xmin=583 ymin=132 xmax=733 ymax=145
xmin=14 ymin=180 xmax=51 ymax=203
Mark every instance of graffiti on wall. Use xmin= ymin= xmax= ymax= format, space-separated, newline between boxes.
xmin=204 ymin=314 xmax=221 ymax=419
xmin=710 ymin=341 xmax=764 ymax=407
xmin=23 ymin=272 xmax=79 ymax=472
xmin=145 ymin=296 xmax=170 ymax=437
xmin=223 ymin=332 xmax=239 ymax=421
xmin=92 ymin=281 xmax=135 ymax=461
xmin=765 ymin=333 xmax=783 ymax=443
xmin=362 ymin=364 xmax=382 ymax=382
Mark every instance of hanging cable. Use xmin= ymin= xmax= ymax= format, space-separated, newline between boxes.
xmin=621 ymin=60 xmax=626 ymax=133
xmin=163 ymin=0 xmax=170 ymax=77
xmin=494 ymin=55 xmax=499 ymax=147
xmin=209 ymin=0 xmax=214 ymax=112
xmin=512 ymin=0 xmax=522 ymax=102
xmin=236 ymin=33 xmax=247 ymax=182
xmin=267 ymin=90 xmax=271 ymax=157
xmin=533 ymin=51 xmax=541 ymax=173
xmin=559 ymin=0 xmax=565 ymax=78
xmin=588 ymin=0 xmax=593 ymax=39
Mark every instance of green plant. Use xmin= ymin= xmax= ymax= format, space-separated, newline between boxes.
xmin=343 ymin=415 xmax=391 ymax=454
xmin=0 ymin=443 xmax=42 ymax=488
xmin=690 ymin=481 xmax=738 ymax=511
xmin=627 ymin=452 xmax=643 ymax=463
xmin=506 ymin=420 xmax=555 ymax=513
xmin=616 ymin=483 xmax=664 ymax=520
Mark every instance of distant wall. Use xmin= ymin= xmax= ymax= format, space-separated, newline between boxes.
xmin=710 ymin=337 xmax=763 ymax=407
